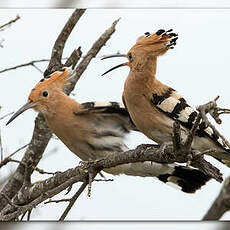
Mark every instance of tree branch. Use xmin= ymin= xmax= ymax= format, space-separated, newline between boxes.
xmin=0 ymin=15 xmax=20 ymax=31
xmin=0 ymin=10 xmax=120 ymax=214
xmin=59 ymin=182 xmax=88 ymax=221
xmin=0 ymin=59 xmax=51 ymax=74
xmin=0 ymin=52 xmax=122 ymax=75
xmin=44 ymin=9 xmax=86 ymax=76
xmin=64 ymin=18 xmax=121 ymax=94
xmin=0 ymin=9 xmax=86 ymax=212
xmin=197 ymin=96 xmax=230 ymax=149
xmin=0 ymin=144 xmax=29 ymax=169
xmin=1 ymin=92 xmax=228 ymax=220
xmin=0 ymin=139 xmax=222 ymax=221
xmin=203 ymin=177 xmax=230 ymax=220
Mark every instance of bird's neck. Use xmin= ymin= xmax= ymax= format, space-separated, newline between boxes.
xmin=124 ymin=56 xmax=168 ymax=97
xmin=126 ymin=58 xmax=158 ymax=93
xmin=131 ymin=56 xmax=157 ymax=76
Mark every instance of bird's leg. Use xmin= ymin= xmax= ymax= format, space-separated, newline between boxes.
xmin=172 ymin=121 xmax=181 ymax=152
xmin=172 ymin=120 xmax=200 ymax=165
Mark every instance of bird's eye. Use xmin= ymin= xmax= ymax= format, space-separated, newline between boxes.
xmin=128 ymin=53 xmax=133 ymax=61
xmin=42 ymin=91 xmax=49 ymax=97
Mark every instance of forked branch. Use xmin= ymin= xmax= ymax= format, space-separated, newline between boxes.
xmin=0 ymin=9 xmax=120 ymax=213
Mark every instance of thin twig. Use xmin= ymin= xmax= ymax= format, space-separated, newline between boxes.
xmin=7 ymin=144 xmax=29 ymax=159
xmin=0 ymin=38 xmax=4 ymax=48
xmin=34 ymin=167 xmax=56 ymax=175
xmin=0 ymin=59 xmax=50 ymax=74
xmin=59 ymin=182 xmax=88 ymax=221
xmin=65 ymin=184 xmax=73 ymax=195
xmin=1 ymin=159 xmax=22 ymax=166
xmin=0 ymin=112 xmax=14 ymax=121
xmin=94 ymin=179 xmax=114 ymax=182
xmin=20 ymin=211 xmax=27 ymax=221
xmin=31 ymin=63 xmax=43 ymax=73
xmin=0 ymin=144 xmax=29 ymax=169
xmin=0 ymin=52 xmax=121 ymax=75
xmin=0 ymin=15 xmax=20 ymax=31
xmin=44 ymin=198 xmax=70 ymax=204
xmin=27 ymin=209 xmax=32 ymax=221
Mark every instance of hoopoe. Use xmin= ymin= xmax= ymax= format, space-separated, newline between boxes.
xmin=102 ymin=29 xmax=230 ymax=168
xmin=6 ymin=68 xmax=211 ymax=193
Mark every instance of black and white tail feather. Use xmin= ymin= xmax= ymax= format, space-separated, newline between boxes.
xmin=78 ymin=101 xmax=211 ymax=193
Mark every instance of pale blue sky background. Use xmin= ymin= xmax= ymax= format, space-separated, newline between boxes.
xmin=1 ymin=8 xmax=230 ymax=223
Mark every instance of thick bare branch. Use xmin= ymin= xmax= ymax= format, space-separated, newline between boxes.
xmin=196 ymin=96 xmax=230 ymax=220
xmin=44 ymin=9 xmax=86 ymax=76
xmin=64 ymin=47 xmax=82 ymax=69
xmin=0 ymin=114 xmax=52 ymax=211
xmin=0 ymin=141 xmax=222 ymax=221
xmin=203 ymin=177 xmax=230 ymax=220
xmin=64 ymin=18 xmax=121 ymax=94
xmin=0 ymin=11 xmax=120 ymax=213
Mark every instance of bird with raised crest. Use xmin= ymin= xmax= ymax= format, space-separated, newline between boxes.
xmin=102 ymin=28 xmax=230 ymax=168
xmin=7 ymin=67 xmax=211 ymax=193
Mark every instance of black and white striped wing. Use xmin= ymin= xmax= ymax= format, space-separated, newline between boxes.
xmin=79 ymin=101 xmax=128 ymax=115
xmin=151 ymin=88 xmax=230 ymax=152
xmin=77 ymin=101 xmax=137 ymax=131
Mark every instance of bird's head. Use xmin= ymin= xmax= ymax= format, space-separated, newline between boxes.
xmin=6 ymin=67 xmax=72 ymax=125
xmin=102 ymin=29 xmax=178 ymax=75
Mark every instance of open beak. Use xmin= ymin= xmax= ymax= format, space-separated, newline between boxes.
xmin=101 ymin=53 xmax=128 ymax=76
xmin=101 ymin=62 xmax=128 ymax=76
xmin=6 ymin=100 xmax=37 ymax=126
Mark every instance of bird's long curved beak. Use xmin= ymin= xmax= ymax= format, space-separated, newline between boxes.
xmin=101 ymin=54 xmax=126 ymax=60
xmin=6 ymin=100 xmax=37 ymax=126
xmin=101 ymin=62 xmax=128 ymax=76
